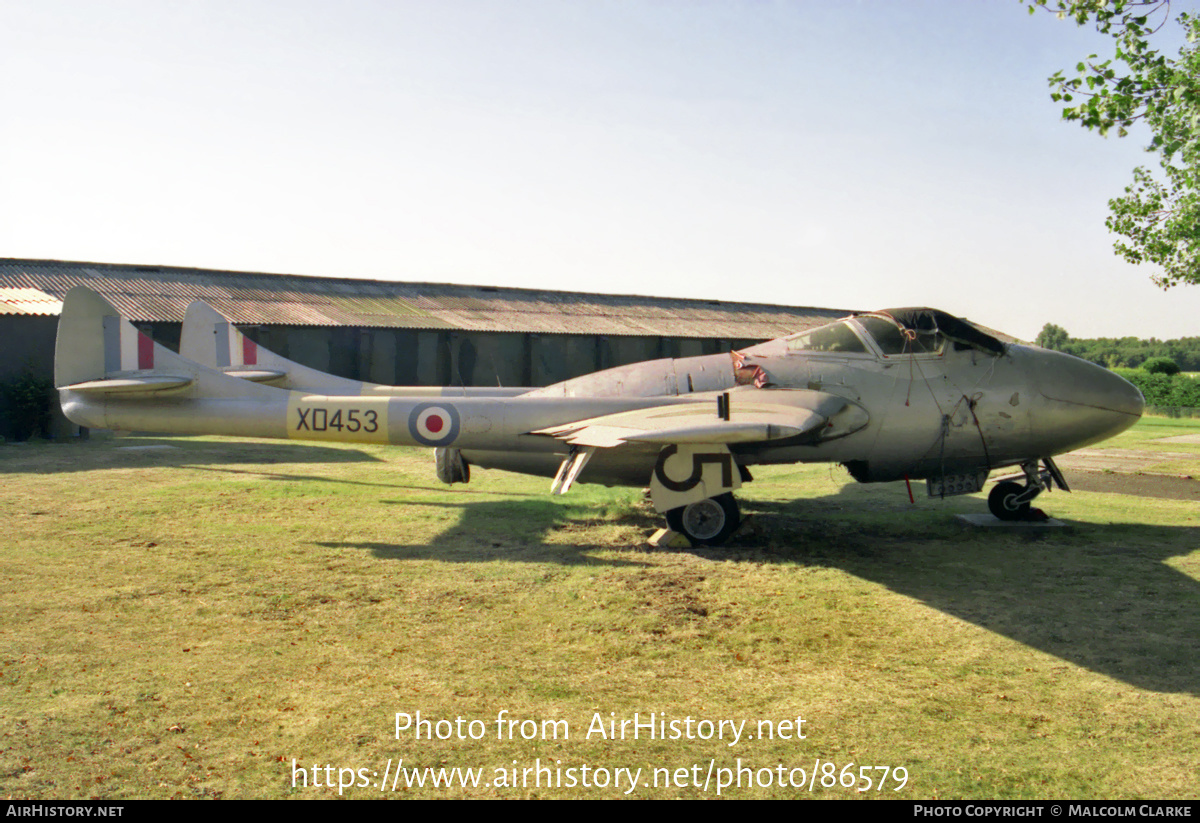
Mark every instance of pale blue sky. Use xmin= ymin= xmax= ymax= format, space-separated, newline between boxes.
xmin=2 ymin=0 xmax=1197 ymax=340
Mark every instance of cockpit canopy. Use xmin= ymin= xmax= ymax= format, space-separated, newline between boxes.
xmin=779 ymin=308 xmax=1006 ymax=358
xmin=882 ymin=308 xmax=1007 ymax=356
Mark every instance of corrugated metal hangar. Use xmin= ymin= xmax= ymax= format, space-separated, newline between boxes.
xmin=0 ymin=258 xmax=853 ymax=439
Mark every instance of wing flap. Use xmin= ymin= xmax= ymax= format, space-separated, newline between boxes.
xmin=540 ymin=425 xmax=646 ymax=448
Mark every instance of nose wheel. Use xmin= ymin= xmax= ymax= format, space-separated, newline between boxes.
xmin=665 ymin=493 xmax=740 ymax=546
xmin=987 ymin=481 xmax=1031 ymax=521
xmin=987 ymin=458 xmax=1068 ymax=521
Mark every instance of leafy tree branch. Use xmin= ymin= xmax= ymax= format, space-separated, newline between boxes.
xmin=1027 ymin=0 xmax=1200 ymax=287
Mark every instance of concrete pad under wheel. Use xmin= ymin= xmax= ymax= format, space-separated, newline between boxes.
xmin=956 ymin=513 xmax=1069 ymax=528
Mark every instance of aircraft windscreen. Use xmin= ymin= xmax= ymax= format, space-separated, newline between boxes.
xmin=784 ymin=321 xmax=867 ymax=354
xmin=856 ymin=316 xmax=945 ymax=356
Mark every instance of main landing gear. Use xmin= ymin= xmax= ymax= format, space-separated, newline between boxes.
xmin=987 ymin=457 xmax=1069 ymax=521
xmin=435 ymin=448 xmax=470 ymax=484
xmin=665 ymin=493 xmax=741 ymax=546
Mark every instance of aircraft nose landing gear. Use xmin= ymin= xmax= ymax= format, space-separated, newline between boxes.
xmin=987 ymin=457 xmax=1068 ymax=521
xmin=666 ymin=493 xmax=740 ymax=546
xmin=987 ymin=480 xmax=1031 ymax=521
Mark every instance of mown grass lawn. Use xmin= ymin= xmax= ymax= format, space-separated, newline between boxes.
xmin=1 ymin=426 xmax=1197 ymax=799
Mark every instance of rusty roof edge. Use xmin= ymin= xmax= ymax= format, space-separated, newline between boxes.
xmin=0 ymin=257 xmax=859 ymax=317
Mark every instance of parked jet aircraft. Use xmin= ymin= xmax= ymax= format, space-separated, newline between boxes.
xmin=56 ymin=286 xmax=1144 ymax=546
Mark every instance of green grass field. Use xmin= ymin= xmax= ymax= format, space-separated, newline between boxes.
xmin=1 ymin=420 xmax=1197 ymax=799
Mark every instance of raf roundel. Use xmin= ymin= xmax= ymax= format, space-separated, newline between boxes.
xmin=408 ymin=403 xmax=461 ymax=446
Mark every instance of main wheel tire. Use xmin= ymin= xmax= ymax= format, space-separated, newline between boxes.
xmin=988 ymin=481 xmax=1029 ymax=521
xmin=435 ymin=448 xmax=470 ymax=484
xmin=665 ymin=493 xmax=741 ymax=546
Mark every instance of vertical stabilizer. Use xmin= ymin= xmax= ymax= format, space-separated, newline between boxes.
xmin=54 ymin=287 xmax=294 ymax=435
xmin=181 ymin=299 xmax=363 ymax=392
xmin=54 ymin=286 xmax=143 ymax=387
xmin=181 ymin=300 xmax=269 ymax=372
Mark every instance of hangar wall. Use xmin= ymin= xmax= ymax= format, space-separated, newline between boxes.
xmin=0 ymin=258 xmax=850 ymax=440
xmin=0 ymin=315 xmax=75 ymax=440
xmin=138 ymin=322 xmax=758 ymax=390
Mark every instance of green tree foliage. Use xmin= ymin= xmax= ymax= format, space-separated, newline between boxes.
xmin=1141 ymin=355 xmax=1181 ymax=373
xmin=1033 ymin=321 xmax=1200 ymax=369
xmin=1114 ymin=367 xmax=1200 ymax=409
xmin=0 ymin=370 xmax=54 ymax=441
xmin=1028 ymin=1 xmax=1200 ymax=287
xmin=1035 ymin=322 xmax=1072 ymax=349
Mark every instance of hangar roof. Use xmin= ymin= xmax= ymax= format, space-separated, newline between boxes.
xmin=0 ymin=286 xmax=63 ymax=316
xmin=0 ymin=258 xmax=851 ymax=339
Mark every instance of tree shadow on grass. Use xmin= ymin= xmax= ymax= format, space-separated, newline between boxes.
xmin=730 ymin=483 xmax=1200 ymax=696
xmin=53 ymin=437 xmax=1189 ymax=695
xmin=318 ymin=496 xmax=656 ymax=568
xmin=319 ymin=472 xmax=1200 ymax=693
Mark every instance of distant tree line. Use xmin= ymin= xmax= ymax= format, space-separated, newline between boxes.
xmin=1035 ymin=323 xmax=1200 ymax=371
xmin=1112 ymin=368 xmax=1200 ymax=411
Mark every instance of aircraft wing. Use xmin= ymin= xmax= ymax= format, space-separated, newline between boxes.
xmin=531 ymin=394 xmax=829 ymax=448
xmin=530 ymin=390 xmax=858 ymax=507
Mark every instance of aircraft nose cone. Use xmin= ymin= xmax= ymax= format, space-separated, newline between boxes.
xmin=1036 ymin=350 xmax=1145 ymax=417
xmin=1099 ymin=370 xmax=1145 ymax=418
xmin=1020 ymin=346 xmax=1144 ymax=453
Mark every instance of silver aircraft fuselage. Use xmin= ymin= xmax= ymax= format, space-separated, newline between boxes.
xmin=462 ymin=316 xmax=1144 ymax=487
